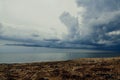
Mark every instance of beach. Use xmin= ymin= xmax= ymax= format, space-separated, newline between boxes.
xmin=0 ymin=57 xmax=120 ymax=80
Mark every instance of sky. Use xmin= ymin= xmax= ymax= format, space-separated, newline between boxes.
xmin=0 ymin=0 xmax=120 ymax=51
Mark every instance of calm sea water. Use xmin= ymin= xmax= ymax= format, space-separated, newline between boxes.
xmin=0 ymin=46 xmax=120 ymax=63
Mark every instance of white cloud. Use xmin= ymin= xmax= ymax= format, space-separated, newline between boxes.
xmin=107 ymin=30 xmax=120 ymax=36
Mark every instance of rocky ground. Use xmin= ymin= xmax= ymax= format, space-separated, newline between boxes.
xmin=0 ymin=57 xmax=120 ymax=80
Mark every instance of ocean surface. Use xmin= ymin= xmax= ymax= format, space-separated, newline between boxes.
xmin=0 ymin=46 xmax=120 ymax=63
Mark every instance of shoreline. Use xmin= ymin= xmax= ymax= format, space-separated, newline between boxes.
xmin=0 ymin=56 xmax=119 ymax=64
xmin=0 ymin=56 xmax=120 ymax=80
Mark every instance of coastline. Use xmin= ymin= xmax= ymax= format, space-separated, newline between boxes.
xmin=0 ymin=56 xmax=120 ymax=80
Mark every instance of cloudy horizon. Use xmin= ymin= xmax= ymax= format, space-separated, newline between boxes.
xmin=0 ymin=0 xmax=120 ymax=51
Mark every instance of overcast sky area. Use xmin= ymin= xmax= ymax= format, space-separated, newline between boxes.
xmin=0 ymin=0 xmax=120 ymax=51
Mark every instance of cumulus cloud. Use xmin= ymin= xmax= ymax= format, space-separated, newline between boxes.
xmin=60 ymin=12 xmax=80 ymax=41
xmin=59 ymin=0 xmax=120 ymax=49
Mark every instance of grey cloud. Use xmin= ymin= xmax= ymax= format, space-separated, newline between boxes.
xmin=60 ymin=12 xmax=80 ymax=41
xmin=76 ymin=0 xmax=120 ymax=11
xmin=32 ymin=34 xmax=40 ymax=38
xmin=76 ymin=0 xmax=120 ymax=24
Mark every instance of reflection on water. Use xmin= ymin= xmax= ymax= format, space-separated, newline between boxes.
xmin=0 ymin=46 xmax=120 ymax=63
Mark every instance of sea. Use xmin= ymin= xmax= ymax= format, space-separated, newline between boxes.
xmin=0 ymin=45 xmax=120 ymax=63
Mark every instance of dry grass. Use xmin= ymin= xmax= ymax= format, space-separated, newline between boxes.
xmin=0 ymin=57 xmax=120 ymax=80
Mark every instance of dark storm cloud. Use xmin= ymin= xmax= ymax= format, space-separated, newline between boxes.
xmin=59 ymin=0 xmax=120 ymax=50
